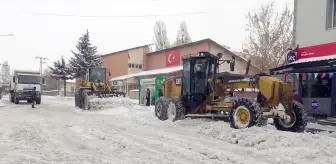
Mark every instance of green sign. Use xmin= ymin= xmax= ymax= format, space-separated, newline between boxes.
xmin=154 ymin=76 xmax=165 ymax=102
xmin=138 ymin=76 xmax=145 ymax=104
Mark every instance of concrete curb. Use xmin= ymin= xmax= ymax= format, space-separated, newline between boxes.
xmin=315 ymin=120 xmax=336 ymax=126
xmin=268 ymin=122 xmax=334 ymax=133
xmin=307 ymin=116 xmax=336 ymax=126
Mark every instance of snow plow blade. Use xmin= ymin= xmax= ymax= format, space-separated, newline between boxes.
xmin=75 ymin=89 xmax=128 ymax=110
xmin=87 ymin=97 xmax=133 ymax=110
xmin=185 ymin=113 xmax=229 ymax=120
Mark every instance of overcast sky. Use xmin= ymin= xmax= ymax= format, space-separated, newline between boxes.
xmin=0 ymin=0 xmax=293 ymax=71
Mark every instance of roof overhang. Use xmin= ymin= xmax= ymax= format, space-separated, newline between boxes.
xmin=110 ymin=65 xmax=183 ymax=81
xmin=270 ymin=55 xmax=336 ymax=74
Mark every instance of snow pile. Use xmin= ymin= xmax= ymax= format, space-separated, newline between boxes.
xmin=3 ymin=95 xmax=336 ymax=163
xmin=0 ymin=100 xmax=6 ymax=107
xmin=88 ymin=96 xmax=136 ymax=110
xmin=195 ymin=121 xmax=336 ymax=163
xmin=0 ymin=94 xmax=9 ymax=107
xmin=43 ymin=95 xmax=74 ymax=100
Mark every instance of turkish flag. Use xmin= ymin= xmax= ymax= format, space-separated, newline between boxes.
xmin=166 ymin=49 xmax=181 ymax=66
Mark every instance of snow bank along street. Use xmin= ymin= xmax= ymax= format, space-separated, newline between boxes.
xmin=0 ymin=96 xmax=336 ymax=164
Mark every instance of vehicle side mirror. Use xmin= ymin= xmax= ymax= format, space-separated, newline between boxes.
xmin=12 ymin=77 xmax=15 ymax=83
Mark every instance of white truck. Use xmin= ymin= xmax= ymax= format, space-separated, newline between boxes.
xmin=9 ymin=70 xmax=44 ymax=104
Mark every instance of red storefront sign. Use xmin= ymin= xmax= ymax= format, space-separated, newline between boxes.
xmin=166 ymin=49 xmax=181 ymax=66
xmin=297 ymin=42 xmax=336 ymax=59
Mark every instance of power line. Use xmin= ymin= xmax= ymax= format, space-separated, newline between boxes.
xmin=0 ymin=34 xmax=14 ymax=37
xmin=0 ymin=9 xmax=207 ymax=18
xmin=0 ymin=2 xmax=293 ymax=19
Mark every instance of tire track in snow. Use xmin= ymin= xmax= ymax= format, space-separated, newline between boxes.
xmin=74 ymin=105 xmax=271 ymax=163
xmin=124 ymin=107 xmax=336 ymax=164
xmin=78 ymin=114 xmax=271 ymax=164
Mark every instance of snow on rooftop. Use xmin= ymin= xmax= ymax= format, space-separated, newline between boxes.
xmin=110 ymin=65 xmax=183 ymax=81
xmin=14 ymin=69 xmax=39 ymax=74
xmin=289 ymin=54 xmax=336 ymax=65
xmin=66 ymin=79 xmax=76 ymax=83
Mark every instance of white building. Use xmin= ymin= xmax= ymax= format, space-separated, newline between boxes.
xmin=271 ymin=0 xmax=336 ymax=117
xmin=294 ymin=0 xmax=336 ymax=48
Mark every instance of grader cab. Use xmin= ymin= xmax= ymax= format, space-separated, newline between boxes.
xmin=155 ymin=52 xmax=308 ymax=133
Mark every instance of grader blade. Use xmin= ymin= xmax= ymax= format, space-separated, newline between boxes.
xmin=185 ymin=113 xmax=229 ymax=121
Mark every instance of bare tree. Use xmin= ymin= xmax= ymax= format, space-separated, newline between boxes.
xmin=243 ymin=2 xmax=293 ymax=72
xmin=42 ymin=68 xmax=59 ymax=91
xmin=175 ymin=21 xmax=192 ymax=46
xmin=49 ymin=56 xmax=72 ymax=96
xmin=153 ymin=20 xmax=170 ymax=51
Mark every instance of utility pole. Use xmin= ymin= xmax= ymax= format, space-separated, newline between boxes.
xmin=0 ymin=63 xmax=10 ymax=99
xmin=35 ymin=56 xmax=48 ymax=83
xmin=0 ymin=63 xmax=10 ymax=85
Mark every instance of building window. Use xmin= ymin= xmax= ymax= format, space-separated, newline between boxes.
xmin=327 ymin=0 xmax=336 ymax=28
xmin=333 ymin=0 xmax=336 ymax=27
xmin=128 ymin=63 xmax=142 ymax=69
xmin=302 ymin=74 xmax=331 ymax=98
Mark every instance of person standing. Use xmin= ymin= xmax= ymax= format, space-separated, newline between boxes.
xmin=31 ymin=87 xmax=36 ymax=108
xmin=293 ymin=90 xmax=303 ymax=104
xmin=158 ymin=88 xmax=163 ymax=97
xmin=146 ymin=88 xmax=150 ymax=106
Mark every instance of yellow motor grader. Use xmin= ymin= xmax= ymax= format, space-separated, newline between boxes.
xmin=155 ymin=52 xmax=308 ymax=132
xmin=75 ymin=67 xmax=126 ymax=110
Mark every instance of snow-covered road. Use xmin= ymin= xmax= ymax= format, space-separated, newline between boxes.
xmin=0 ymin=96 xmax=336 ymax=164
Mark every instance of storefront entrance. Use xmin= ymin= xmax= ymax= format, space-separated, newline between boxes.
xmin=138 ymin=76 xmax=166 ymax=106
xmin=270 ymin=59 xmax=336 ymax=117
xmin=139 ymin=78 xmax=155 ymax=106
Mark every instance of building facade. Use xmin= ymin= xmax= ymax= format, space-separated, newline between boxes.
xmin=108 ymin=38 xmax=261 ymax=97
xmin=270 ymin=0 xmax=336 ymax=117
xmin=76 ymin=45 xmax=151 ymax=89
xmin=294 ymin=0 xmax=336 ymax=48
xmin=145 ymin=39 xmax=260 ymax=75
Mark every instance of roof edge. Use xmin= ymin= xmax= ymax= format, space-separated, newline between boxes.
xmin=101 ymin=44 xmax=153 ymax=57
xmin=147 ymin=38 xmax=212 ymax=55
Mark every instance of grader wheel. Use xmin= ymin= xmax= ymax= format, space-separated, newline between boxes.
xmin=155 ymin=97 xmax=185 ymax=122
xmin=229 ymin=98 xmax=263 ymax=129
xmin=273 ymin=100 xmax=308 ymax=133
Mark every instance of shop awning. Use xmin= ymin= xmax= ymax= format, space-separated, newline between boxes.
xmin=270 ymin=55 xmax=336 ymax=74
xmin=110 ymin=65 xmax=183 ymax=81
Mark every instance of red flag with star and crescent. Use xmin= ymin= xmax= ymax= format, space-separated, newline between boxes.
xmin=166 ymin=49 xmax=181 ymax=67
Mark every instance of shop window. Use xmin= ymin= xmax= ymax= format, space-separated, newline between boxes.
xmin=131 ymin=64 xmax=135 ymax=68
xmin=139 ymin=64 xmax=142 ymax=69
xmin=135 ymin=64 xmax=139 ymax=68
xmin=302 ymin=74 xmax=332 ymax=98
xmin=128 ymin=63 xmax=132 ymax=68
